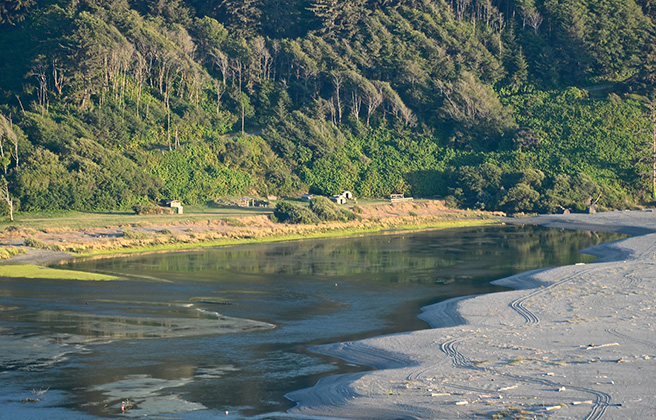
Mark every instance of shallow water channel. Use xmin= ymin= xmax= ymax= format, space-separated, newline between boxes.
xmin=0 ymin=225 xmax=624 ymax=419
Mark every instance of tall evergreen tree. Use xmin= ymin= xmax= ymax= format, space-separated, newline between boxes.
xmin=308 ymin=0 xmax=339 ymax=36
xmin=220 ymin=0 xmax=261 ymax=36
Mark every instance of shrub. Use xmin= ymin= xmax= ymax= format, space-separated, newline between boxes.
xmin=24 ymin=237 xmax=49 ymax=249
xmin=122 ymin=230 xmax=150 ymax=239
xmin=133 ymin=205 xmax=174 ymax=215
xmin=498 ymin=183 xmax=540 ymax=213
xmin=310 ymin=196 xmax=360 ymax=222
xmin=273 ymin=201 xmax=320 ymax=224
xmin=444 ymin=195 xmax=459 ymax=209
xmin=0 ymin=247 xmax=25 ymax=260
xmin=309 ymin=196 xmax=342 ymax=221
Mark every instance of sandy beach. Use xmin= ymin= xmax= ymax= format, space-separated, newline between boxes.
xmin=287 ymin=210 xmax=656 ymax=419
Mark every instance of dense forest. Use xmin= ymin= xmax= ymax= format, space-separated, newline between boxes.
xmin=1 ymin=0 xmax=656 ymax=215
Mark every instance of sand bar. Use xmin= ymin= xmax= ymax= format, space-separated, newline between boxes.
xmin=287 ymin=210 xmax=656 ymax=419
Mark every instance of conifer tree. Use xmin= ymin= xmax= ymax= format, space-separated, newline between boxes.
xmin=220 ymin=0 xmax=261 ymax=35
xmin=308 ymin=0 xmax=339 ymax=35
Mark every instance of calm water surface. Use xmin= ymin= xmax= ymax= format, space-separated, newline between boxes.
xmin=0 ymin=225 xmax=624 ymax=419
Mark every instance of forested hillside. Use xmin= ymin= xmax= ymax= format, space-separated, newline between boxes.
xmin=1 ymin=0 xmax=655 ymax=214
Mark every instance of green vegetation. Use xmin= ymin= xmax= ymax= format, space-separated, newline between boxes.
xmin=310 ymin=196 xmax=360 ymax=222
xmin=0 ymin=264 xmax=120 ymax=281
xmin=1 ymin=0 xmax=655 ymax=216
xmin=273 ymin=196 xmax=359 ymax=224
xmin=0 ymin=246 xmax=25 ymax=260
xmin=273 ymin=201 xmax=320 ymax=224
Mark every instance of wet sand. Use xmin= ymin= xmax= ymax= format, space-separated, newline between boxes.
xmin=287 ymin=210 xmax=656 ymax=419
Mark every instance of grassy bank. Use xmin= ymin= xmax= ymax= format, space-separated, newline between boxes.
xmin=0 ymin=200 xmax=505 ymax=270
xmin=0 ymin=264 xmax=120 ymax=281
xmin=75 ymin=217 xmax=500 ymax=258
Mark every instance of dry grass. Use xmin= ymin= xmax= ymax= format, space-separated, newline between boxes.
xmin=0 ymin=200 xmax=504 ymax=257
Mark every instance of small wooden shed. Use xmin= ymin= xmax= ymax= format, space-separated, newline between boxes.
xmin=330 ymin=195 xmax=347 ymax=204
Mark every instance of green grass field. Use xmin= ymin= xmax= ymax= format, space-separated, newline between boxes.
xmin=0 ymin=264 xmax=120 ymax=281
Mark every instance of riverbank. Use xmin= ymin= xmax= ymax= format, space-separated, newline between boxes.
xmin=0 ymin=200 xmax=501 ymax=269
xmin=287 ymin=210 xmax=656 ymax=419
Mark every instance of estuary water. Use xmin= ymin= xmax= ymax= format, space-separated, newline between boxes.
xmin=0 ymin=225 xmax=624 ymax=419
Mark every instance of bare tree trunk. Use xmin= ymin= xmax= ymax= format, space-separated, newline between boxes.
xmin=349 ymin=91 xmax=361 ymax=122
xmin=166 ymin=90 xmax=171 ymax=151
xmin=213 ymin=50 xmax=230 ymax=85
xmin=145 ymin=98 xmax=150 ymax=121
xmin=52 ymin=58 xmax=65 ymax=96
xmin=13 ymin=134 xmax=18 ymax=170
xmin=332 ymin=72 xmax=343 ymax=123
xmin=232 ymin=59 xmax=246 ymax=134
xmin=364 ymin=84 xmax=383 ymax=126
xmin=497 ymin=12 xmax=505 ymax=54
xmin=32 ymin=63 xmax=48 ymax=115
xmin=215 ymin=81 xmax=225 ymax=115
xmin=1 ymin=177 xmax=13 ymax=222
xmin=167 ymin=109 xmax=171 ymax=151
xmin=241 ymin=96 xmax=245 ymax=134
xmin=15 ymin=95 xmax=25 ymax=113
xmin=329 ymin=98 xmax=337 ymax=125
xmin=0 ymin=128 xmax=5 ymax=175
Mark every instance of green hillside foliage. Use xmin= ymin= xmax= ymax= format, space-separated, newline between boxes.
xmin=1 ymin=0 xmax=655 ymax=214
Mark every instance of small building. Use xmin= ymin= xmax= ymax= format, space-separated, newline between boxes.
xmin=390 ymin=193 xmax=413 ymax=202
xmin=341 ymin=190 xmax=354 ymax=200
xmin=238 ymin=197 xmax=254 ymax=207
xmin=301 ymin=194 xmax=314 ymax=202
xmin=330 ymin=195 xmax=347 ymax=204
xmin=164 ymin=199 xmax=182 ymax=208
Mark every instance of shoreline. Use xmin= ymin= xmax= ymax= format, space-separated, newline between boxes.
xmin=286 ymin=210 xmax=656 ymax=419
xmin=0 ymin=200 xmax=502 ymax=272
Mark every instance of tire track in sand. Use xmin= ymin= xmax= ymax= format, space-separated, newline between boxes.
xmin=509 ymin=266 xmax=601 ymax=324
xmin=605 ymin=328 xmax=656 ymax=349
xmin=440 ymin=337 xmax=472 ymax=369
xmin=433 ymin=334 xmax=611 ymax=419
xmin=502 ymin=373 xmax=611 ymax=420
